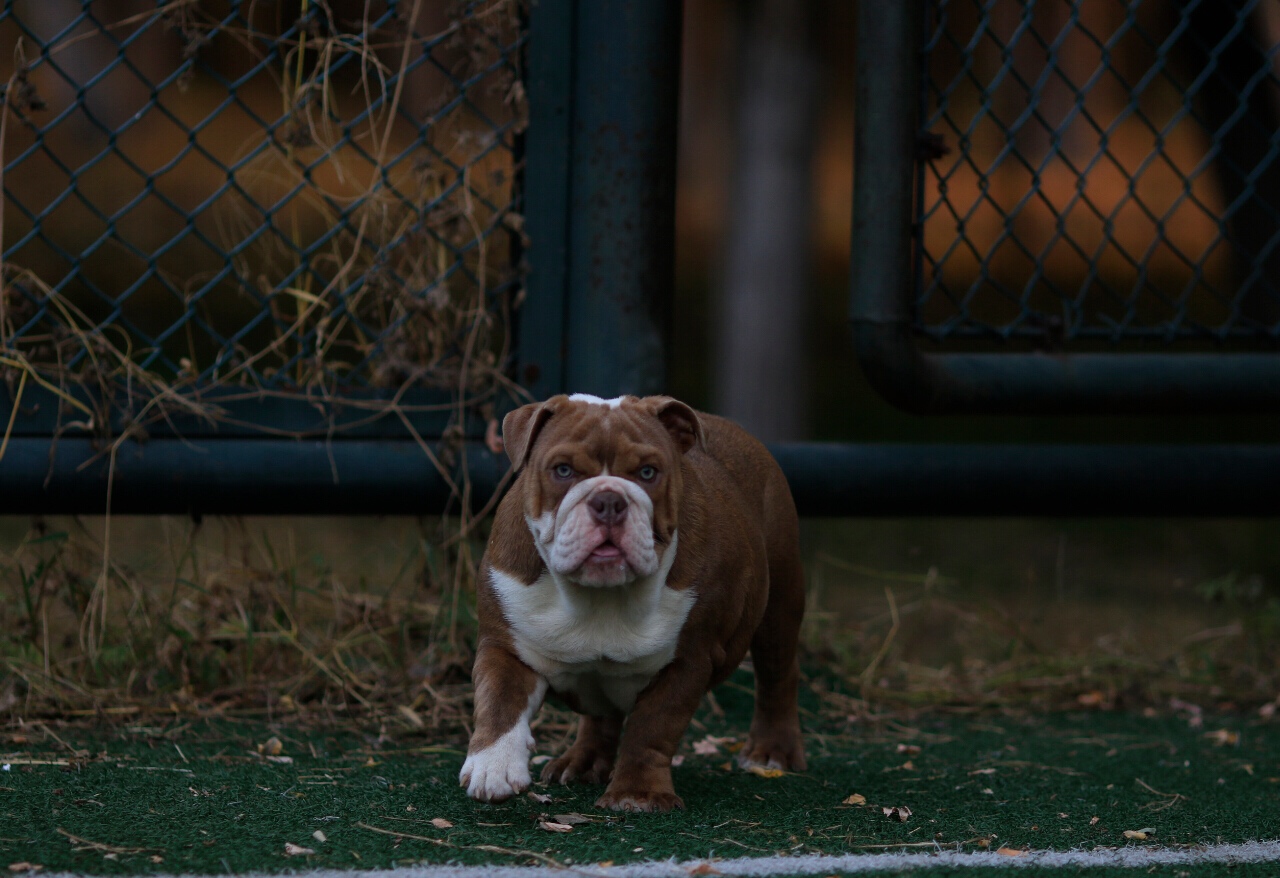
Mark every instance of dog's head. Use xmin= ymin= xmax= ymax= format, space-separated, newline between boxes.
xmin=501 ymin=394 xmax=704 ymax=587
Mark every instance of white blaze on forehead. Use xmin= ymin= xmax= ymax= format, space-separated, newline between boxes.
xmin=567 ymin=393 xmax=624 ymax=409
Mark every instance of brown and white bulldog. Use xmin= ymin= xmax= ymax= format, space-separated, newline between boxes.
xmin=460 ymin=393 xmax=806 ymax=812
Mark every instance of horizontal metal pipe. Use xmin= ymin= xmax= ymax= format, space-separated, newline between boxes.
xmin=770 ymin=442 xmax=1280 ymax=517
xmin=3 ymin=438 xmax=1277 ymax=517
xmin=853 ymin=322 xmax=1280 ymax=415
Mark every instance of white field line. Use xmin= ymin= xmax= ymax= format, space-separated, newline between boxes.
xmin=42 ymin=839 xmax=1280 ymax=878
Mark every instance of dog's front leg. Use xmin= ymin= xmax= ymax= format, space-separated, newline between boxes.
xmin=595 ymin=655 xmax=712 ymax=812
xmin=460 ymin=644 xmax=547 ymax=802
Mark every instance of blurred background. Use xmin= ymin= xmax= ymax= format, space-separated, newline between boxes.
xmin=0 ymin=0 xmax=1277 ymax=722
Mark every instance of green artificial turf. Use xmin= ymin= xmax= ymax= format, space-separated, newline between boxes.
xmin=1 ymin=679 xmax=1276 ymax=876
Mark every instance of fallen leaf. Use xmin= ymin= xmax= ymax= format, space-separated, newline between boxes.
xmin=283 ymin=843 xmax=315 ymax=856
xmin=899 ymin=760 xmax=916 ymax=771
xmin=537 ymin=820 xmax=573 ymax=833
xmin=552 ymin=814 xmax=591 ymax=826
xmin=996 ymin=847 xmax=1025 ymax=857
xmin=8 ymin=865 xmax=42 ymax=874
xmin=527 ymin=792 xmax=552 ymax=804
xmin=671 ymin=755 xmax=685 ymax=767
xmin=980 ymin=788 xmax=994 ymax=795
xmin=149 ymin=856 xmax=163 ymax=864
xmin=266 ymin=755 xmax=293 ymax=764
xmin=969 ymin=768 xmax=997 ymax=775
xmin=882 ymin=805 xmax=912 ymax=822
xmin=312 ymin=830 xmax=327 ymax=843
xmin=719 ymin=761 xmax=733 ymax=772
xmin=430 ymin=818 xmax=453 ymax=829
xmin=262 ymin=737 xmax=284 ymax=756
xmin=1123 ymin=830 xmax=1147 ymax=840
xmin=687 ymin=864 xmax=720 ymax=876
xmin=896 ymin=744 xmax=922 ymax=756
xmin=1090 ymin=816 xmax=1100 ymax=826
xmin=842 ymin=793 xmax=867 ymax=806
xmin=746 ymin=765 xmax=785 ymax=778
xmin=693 ymin=740 xmax=720 ymax=756
xmin=397 ymin=706 xmax=426 ymax=729
xmin=1077 ymin=691 xmax=1106 ymax=707
xmin=1204 ymin=729 xmax=1239 ymax=747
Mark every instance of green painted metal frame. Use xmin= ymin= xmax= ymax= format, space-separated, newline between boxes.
xmin=851 ymin=1 xmax=1280 ymax=415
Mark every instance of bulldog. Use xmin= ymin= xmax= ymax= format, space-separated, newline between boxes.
xmin=460 ymin=393 xmax=806 ymax=812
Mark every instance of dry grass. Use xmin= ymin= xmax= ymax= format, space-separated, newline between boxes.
xmin=0 ymin=516 xmax=479 ymax=728
xmin=2 ymin=516 xmax=1277 ymax=732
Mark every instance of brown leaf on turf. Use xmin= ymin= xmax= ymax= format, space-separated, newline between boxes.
xmin=996 ymin=847 xmax=1026 ymax=857
xmin=693 ymin=740 xmax=720 ymax=756
xmin=896 ymin=744 xmax=922 ymax=756
xmin=283 ymin=843 xmax=315 ymax=856
xmin=312 ymin=830 xmax=327 ymax=843
xmin=671 ymin=755 xmax=685 ymax=767
xmin=261 ymin=737 xmax=284 ymax=756
xmin=430 ymin=818 xmax=453 ymax=829
xmin=149 ymin=856 xmax=163 ymax=865
xmin=527 ymin=791 xmax=552 ymax=804
xmin=1124 ymin=828 xmax=1156 ymax=841
xmin=1090 ymin=816 xmax=1100 ymax=826
xmin=882 ymin=805 xmax=912 ymax=822
xmin=537 ymin=820 xmax=573 ymax=833
xmin=842 ymin=793 xmax=867 ymax=806
xmin=687 ymin=864 xmax=720 ymax=875
xmin=8 ymin=865 xmax=43 ymax=874
xmin=1077 ymin=691 xmax=1106 ymax=708
xmin=552 ymin=814 xmax=591 ymax=825
xmin=746 ymin=765 xmax=785 ymax=778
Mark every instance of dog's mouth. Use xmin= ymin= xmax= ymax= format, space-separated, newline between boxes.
xmin=585 ymin=539 xmax=626 ymax=564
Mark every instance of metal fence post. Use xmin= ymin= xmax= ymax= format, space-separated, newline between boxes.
xmin=522 ymin=0 xmax=681 ymax=402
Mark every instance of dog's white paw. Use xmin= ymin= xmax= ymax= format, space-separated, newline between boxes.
xmin=459 ymin=724 xmax=535 ymax=802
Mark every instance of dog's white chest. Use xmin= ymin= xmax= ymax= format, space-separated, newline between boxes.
xmin=488 ymin=553 xmax=694 ymax=714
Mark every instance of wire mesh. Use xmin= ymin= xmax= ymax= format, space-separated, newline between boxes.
xmin=0 ymin=0 xmax=526 ymax=436
xmin=917 ymin=0 xmax=1280 ymax=345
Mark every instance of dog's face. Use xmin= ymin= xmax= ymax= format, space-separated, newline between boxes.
xmin=502 ymin=394 xmax=703 ymax=587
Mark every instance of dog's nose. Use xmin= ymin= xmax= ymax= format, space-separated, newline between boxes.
xmin=588 ymin=490 xmax=627 ymax=525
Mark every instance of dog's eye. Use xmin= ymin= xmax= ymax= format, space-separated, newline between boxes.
xmin=552 ymin=463 xmax=575 ymax=480
xmin=637 ymin=465 xmax=658 ymax=481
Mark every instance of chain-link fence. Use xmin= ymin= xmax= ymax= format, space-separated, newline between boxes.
xmin=917 ymin=0 xmax=1280 ymax=346
xmin=0 ymin=0 xmax=526 ymax=440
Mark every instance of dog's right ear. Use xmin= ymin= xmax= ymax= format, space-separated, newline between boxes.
xmin=502 ymin=398 xmax=561 ymax=469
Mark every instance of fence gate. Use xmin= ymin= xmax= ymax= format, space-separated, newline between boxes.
xmin=2 ymin=0 xmax=1279 ymax=517
xmin=0 ymin=0 xmax=680 ymax=514
xmin=853 ymin=0 xmax=1280 ymax=414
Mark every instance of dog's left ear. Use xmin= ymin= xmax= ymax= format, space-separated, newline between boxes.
xmin=646 ymin=396 xmax=705 ymax=455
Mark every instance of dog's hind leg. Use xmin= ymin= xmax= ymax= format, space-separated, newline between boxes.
xmin=739 ymin=485 xmax=807 ymax=771
xmin=541 ymin=713 xmax=623 ymax=785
